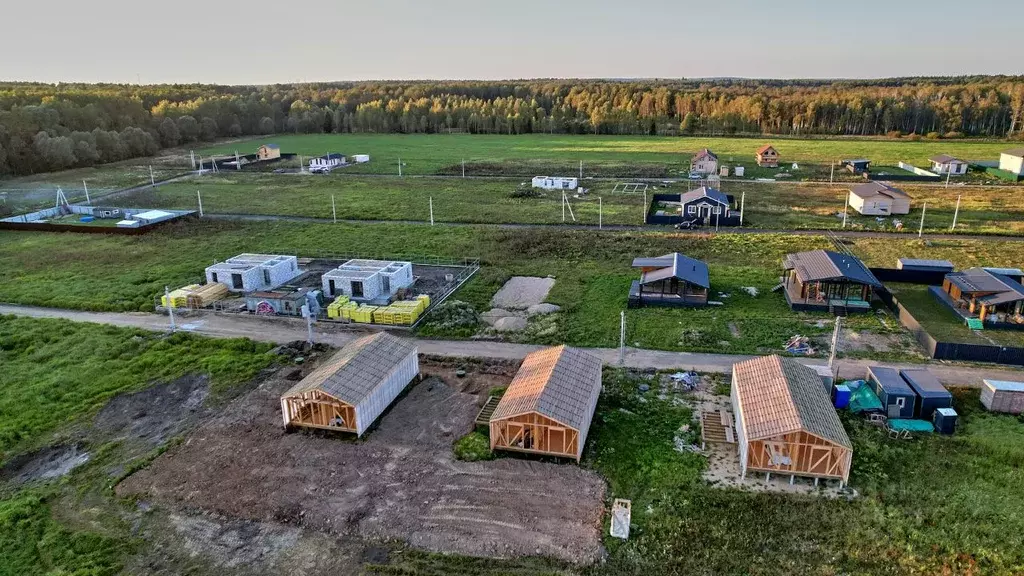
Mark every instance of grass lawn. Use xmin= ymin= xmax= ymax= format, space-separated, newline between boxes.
xmin=885 ymin=283 xmax=1024 ymax=348
xmin=195 ymin=134 xmax=1017 ymax=177
xmin=0 ymin=163 xmax=185 ymax=213
xmin=587 ymin=369 xmax=1024 ymax=575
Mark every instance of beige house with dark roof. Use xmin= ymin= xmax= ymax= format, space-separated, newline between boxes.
xmin=489 ymin=346 xmax=602 ymax=461
xmin=731 ymin=355 xmax=852 ymax=485
xmin=848 ymin=182 xmax=911 ymax=216
xmin=280 ymin=333 xmax=418 ymax=436
xmin=929 ymin=154 xmax=967 ymax=175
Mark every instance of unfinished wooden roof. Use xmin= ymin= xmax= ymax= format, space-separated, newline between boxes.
xmin=281 ymin=332 xmax=416 ymax=405
xmin=733 ymin=355 xmax=851 ymax=448
xmin=490 ymin=345 xmax=602 ymax=431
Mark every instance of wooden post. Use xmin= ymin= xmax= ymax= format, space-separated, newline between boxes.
xmin=918 ymin=201 xmax=927 ymax=238
xmin=951 ymin=195 xmax=961 ymax=231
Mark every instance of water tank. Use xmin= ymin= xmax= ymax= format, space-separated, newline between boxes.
xmin=832 ymin=384 xmax=851 ymax=409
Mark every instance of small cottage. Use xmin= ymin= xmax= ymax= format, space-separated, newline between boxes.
xmin=731 ymin=355 xmax=853 ymax=486
xmin=679 ymin=186 xmax=732 ymax=223
xmin=929 ymin=154 xmax=967 ymax=175
xmin=310 ymin=153 xmax=345 ymax=171
xmin=280 ymin=333 xmax=419 ymax=436
xmin=998 ymin=149 xmax=1024 ymax=176
xmin=755 ymin=145 xmax=779 ymax=168
xmin=690 ymin=148 xmax=719 ymax=175
xmin=781 ymin=250 xmax=881 ymax=313
xmin=629 ymin=253 xmax=709 ymax=307
xmin=489 ymin=346 xmax=602 ymax=461
xmin=205 ymin=254 xmax=301 ymax=292
xmin=841 ymin=159 xmax=871 ymax=174
xmin=848 ymin=182 xmax=911 ymax=216
xmin=940 ymin=267 xmax=1024 ymax=324
xmin=866 ymin=366 xmax=916 ymax=419
xmin=257 ymin=144 xmax=281 ymax=161
xmin=321 ymin=259 xmax=414 ymax=304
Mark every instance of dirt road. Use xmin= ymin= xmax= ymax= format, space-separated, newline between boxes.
xmin=1 ymin=304 xmax=1020 ymax=385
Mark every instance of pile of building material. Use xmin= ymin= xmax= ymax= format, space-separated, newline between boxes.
xmin=327 ymin=294 xmax=430 ymax=325
xmin=784 ymin=335 xmax=815 ymax=355
xmin=185 ymin=283 xmax=229 ymax=308
xmin=161 ymin=285 xmax=200 ymax=308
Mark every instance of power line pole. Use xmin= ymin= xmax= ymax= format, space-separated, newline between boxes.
xmin=951 ymin=195 xmax=961 ymax=231
xmin=618 ymin=311 xmax=626 ymax=365
xmin=945 ymin=167 xmax=952 ymax=188
xmin=83 ymin=180 xmax=90 ymax=205
xmin=830 ymin=161 xmax=835 ymax=186
xmin=429 ymin=197 xmax=434 ymax=225
xmin=828 ymin=316 xmax=842 ymax=369
xmin=740 ymin=191 xmax=745 ymax=226
xmin=197 ymin=190 xmax=203 ymax=216
xmin=190 ymin=150 xmax=196 ymax=170
xmin=599 ymin=196 xmax=603 ymax=229
xmin=331 ymin=194 xmax=337 ymax=224
xmin=150 ymin=165 xmax=156 ymax=186
xmin=918 ymin=202 xmax=927 ymax=238
xmin=165 ymin=286 xmax=176 ymax=332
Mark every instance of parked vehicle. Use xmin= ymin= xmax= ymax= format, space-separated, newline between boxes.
xmin=688 ymin=171 xmax=703 ymax=180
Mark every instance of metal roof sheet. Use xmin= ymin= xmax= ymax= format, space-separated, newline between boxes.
xmin=947 ymin=269 xmax=1024 ymax=305
xmin=1003 ymin=149 xmax=1024 ymax=158
xmin=784 ymin=250 xmax=881 ymax=287
xmin=490 ymin=346 xmax=602 ymax=431
xmin=633 ymin=253 xmax=710 ymax=289
xmin=897 ymin=258 xmax=954 ymax=272
xmin=849 ymin=182 xmax=910 ymax=200
xmin=867 ymin=366 xmax=914 ymax=396
xmin=732 ymin=355 xmax=851 ymax=448
xmin=899 ymin=369 xmax=950 ymax=399
xmin=679 ymin=186 xmax=729 ymax=206
xmin=281 ymin=333 xmax=417 ymax=406
xmin=929 ymin=154 xmax=962 ymax=164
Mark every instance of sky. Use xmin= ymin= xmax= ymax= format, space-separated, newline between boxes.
xmin=2 ymin=0 xmax=1021 ymax=84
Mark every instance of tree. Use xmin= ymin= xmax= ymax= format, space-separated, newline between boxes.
xmin=259 ymin=116 xmax=275 ymax=134
xmin=33 ymin=131 xmax=77 ymax=170
xmin=157 ymin=117 xmax=180 ymax=147
xmin=176 ymin=115 xmax=200 ymax=142
xmin=681 ymin=112 xmax=698 ymax=134
xmin=70 ymin=131 xmax=99 ymax=165
xmin=200 ymin=117 xmax=219 ymax=141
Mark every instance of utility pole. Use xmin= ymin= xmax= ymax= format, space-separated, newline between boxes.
xmin=165 ymin=286 xmax=176 ymax=332
xmin=462 ymin=158 xmax=465 ymax=178
xmin=842 ymin=198 xmax=848 ymax=228
xmin=150 ymin=165 xmax=156 ymax=186
xmin=579 ymin=160 xmax=583 ymax=180
xmin=398 ymin=157 xmax=402 ymax=177
xmin=618 ymin=311 xmax=626 ymax=365
xmin=945 ymin=168 xmax=952 ymax=188
xmin=331 ymin=194 xmax=337 ymax=223
xmin=302 ymin=304 xmax=314 ymax=344
xmin=599 ymin=196 xmax=603 ymax=230
xmin=197 ymin=190 xmax=203 ymax=216
xmin=830 ymin=161 xmax=835 ymax=186
xmin=190 ymin=150 xmax=196 ymax=170
xmin=83 ymin=180 xmax=90 ymax=205
xmin=951 ymin=195 xmax=961 ymax=231
xmin=918 ymin=202 xmax=927 ymax=238
xmin=739 ymin=191 xmax=745 ymax=226
xmin=643 ymin=190 xmax=647 ymax=224
xmin=429 ymin=197 xmax=434 ymax=225
xmin=828 ymin=316 xmax=842 ymax=369
xmin=198 ymin=156 xmax=203 ymax=174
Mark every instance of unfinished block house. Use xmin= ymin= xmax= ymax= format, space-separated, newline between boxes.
xmin=205 ymin=254 xmax=301 ymax=292
xmin=731 ymin=355 xmax=853 ymax=486
xmin=781 ymin=250 xmax=882 ymax=314
xmin=489 ymin=346 xmax=603 ymax=461
xmin=937 ymin=267 xmax=1024 ymax=325
xmin=321 ymin=259 xmax=414 ymax=304
xmin=280 ymin=332 xmax=418 ymax=436
xmin=628 ymin=252 xmax=710 ymax=308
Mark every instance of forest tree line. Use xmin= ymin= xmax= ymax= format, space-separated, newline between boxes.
xmin=1 ymin=77 xmax=1022 ymax=176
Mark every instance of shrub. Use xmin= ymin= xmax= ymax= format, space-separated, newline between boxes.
xmin=925 ymin=131 xmax=941 ymax=139
xmin=509 ymin=187 xmax=542 ymax=199
xmin=426 ymin=300 xmax=479 ymax=330
xmin=454 ymin=431 xmax=494 ymax=461
xmin=943 ymin=131 xmax=965 ymax=139
xmin=886 ymin=131 xmax=902 ymax=138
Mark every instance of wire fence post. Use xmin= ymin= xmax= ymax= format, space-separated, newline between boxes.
xmin=951 ymin=195 xmax=960 ymax=231
xmin=197 ymin=190 xmax=203 ymax=216
xmin=429 ymin=197 xmax=434 ymax=225
xmin=739 ymin=190 xmax=745 ymax=226
xmin=599 ymin=196 xmax=603 ymax=229
xmin=332 ymin=194 xmax=337 ymax=224
xmin=618 ymin=311 xmax=626 ymax=365
xmin=918 ymin=202 xmax=927 ymax=238
xmin=83 ymin=180 xmax=90 ymax=205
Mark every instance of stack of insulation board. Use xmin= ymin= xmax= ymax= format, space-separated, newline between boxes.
xmin=371 ymin=296 xmax=431 ymax=325
xmin=186 ymin=283 xmax=229 ymax=308
xmin=327 ymin=295 xmax=352 ymax=318
xmin=161 ymin=285 xmax=200 ymax=308
xmin=349 ymin=305 xmax=378 ymax=323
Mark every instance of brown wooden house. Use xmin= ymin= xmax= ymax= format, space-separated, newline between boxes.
xmin=257 ymin=143 xmax=281 ymax=160
xmin=731 ymin=355 xmax=852 ymax=486
xmin=782 ymin=250 xmax=882 ymax=314
xmin=941 ymin=267 xmax=1024 ymax=323
xmin=489 ymin=346 xmax=602 ymax=461
xmin=629 ymin=253 xmax=709 ymax=307
xmin=755 ymin=144 xmax=779 ymax=168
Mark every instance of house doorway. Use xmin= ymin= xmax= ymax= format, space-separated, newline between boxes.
xmin=351 ymin=281 xmax=364 ymax=298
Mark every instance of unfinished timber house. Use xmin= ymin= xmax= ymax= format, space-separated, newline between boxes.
xmin=731 ymin=355 xmax=853 ymax=486
xmin=489 ymin=346 xmax=603 ymax=461
xmin=280 ymin=333 xmax=418 ymax=436
xmin=782 ymin=250 xmax=882 ymax=314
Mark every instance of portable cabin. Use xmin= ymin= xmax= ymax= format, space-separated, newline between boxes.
xmin=933 ymin=408 xmax=958 ymax=435
xmin=205 ymin=254 xmax=301 ymax=293
xmin=280 ymin=333 xmax=418 ymax=436
xmin=531 ymin=176 xmax=578 ymax=190
xmin=731 ymin=355 xmax=853 ymax=485
xmin=899 ymin=369 xmax=952 ymax=420
xmin=929 ymin=154 xmax=968 ymax=176
xmin=999 ymin=149 xmax=1024 ymax=176
xmin=629 ymin=252 xmax=709 ymax=307
xmin=321 ymin=259 xmax=414 ymax=304
xmin=489 ymin=346 xmax=602 ymax=462
xmin=980 ymin=379 xmax=1024 ymax=414
xmin=866 ymin=366 xmax=916 ymax=419
xmin=847 ymin=182 xmax=911 ymax=216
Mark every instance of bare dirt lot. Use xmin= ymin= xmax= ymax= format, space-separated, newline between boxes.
xmin=119 ymin=360 xmax=607 ymax=564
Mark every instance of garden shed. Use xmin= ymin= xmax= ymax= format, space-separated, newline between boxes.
xmin=489 ymin=346 xmax=602 ymax=461
xmin=280 ymin=333 xmax=419 ymax=436
xmin=731 ymin=355 xmax=852 ymax=485
xmin=980 ymin=380 xmax=1024 ymax=414
xmin=899 ymin=369 xmax=952 ymax=420
xmin=866 ymin=366 xmax=916 ymax=419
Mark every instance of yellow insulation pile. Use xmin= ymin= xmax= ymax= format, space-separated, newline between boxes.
xmin=186 ymin=283 xmax=229 ymax=308
xmin=326 ymin=295 xmax=351 ymax=318
xmin=161 ymin=284 xmax=200 ymax=308
xmin=369 ymin=295 xmax=432 ymax=326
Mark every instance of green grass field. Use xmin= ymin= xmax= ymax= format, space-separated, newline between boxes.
xmin=885 ymin=283 xmax=1024 ymax=347
xmin=0 ymin=163 xmax=185 ymax=213
xmin=197 ymin=134 xmax=1016 ymax=176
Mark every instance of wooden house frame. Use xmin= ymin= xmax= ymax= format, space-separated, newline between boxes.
xmin=280 ymin=332 xmax=418 ymax=437
xmin=731 ymin=355 xmax=852 ymax=485
xmin=941 ymin=267 xmax=1024 ymax=323
xmin=782 ymin=250 xmax=881 ymax=313
xmin=489 ymin=346 xmax=602 ymax=461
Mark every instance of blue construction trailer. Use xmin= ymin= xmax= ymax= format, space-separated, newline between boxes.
xmin=900 ymin=369 xmax=953 ymax=420
xmin=866 ymin=366 xmax=916 ymax=419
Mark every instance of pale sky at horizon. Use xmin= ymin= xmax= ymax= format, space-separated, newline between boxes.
xmin=2 ymin=0 xmax=1021 ymax=85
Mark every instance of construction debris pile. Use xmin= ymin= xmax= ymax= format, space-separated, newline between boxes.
xmin=784 ymin=335 xmax=816 ymax=355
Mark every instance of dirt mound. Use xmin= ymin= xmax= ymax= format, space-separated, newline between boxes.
xmin=119 ymin=367 xmax=606 ymax=564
